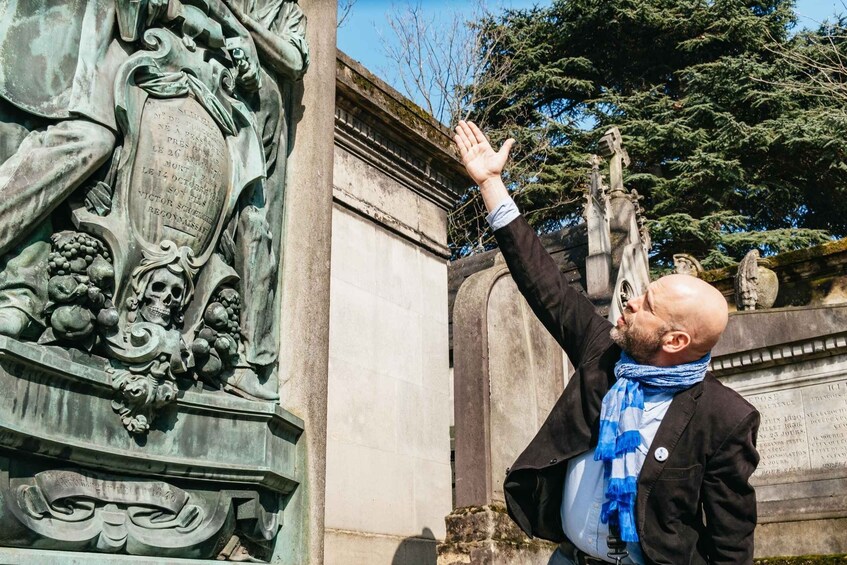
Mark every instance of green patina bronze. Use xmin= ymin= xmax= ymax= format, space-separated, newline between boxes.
xmin=0 ymin=0 xmax=310 ymax=561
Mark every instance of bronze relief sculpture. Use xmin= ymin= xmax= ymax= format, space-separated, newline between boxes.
xmin=0 ymin=0 xmax=308 ymax=433
xmin=0 ymin=1 xmax=309 ymax=560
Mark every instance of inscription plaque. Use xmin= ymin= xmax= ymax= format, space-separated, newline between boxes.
xmin=748 ymin=379 xmax=847 ymax=478
xmin=130 ymin=97 xmax=231 ymax=256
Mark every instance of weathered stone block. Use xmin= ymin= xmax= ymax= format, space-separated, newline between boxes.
xmin=437 ymin=505 xmax=556 ymax=565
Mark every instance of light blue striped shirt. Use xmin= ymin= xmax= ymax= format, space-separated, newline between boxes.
xmin=485 ymin=197 xmax=522 ymax=231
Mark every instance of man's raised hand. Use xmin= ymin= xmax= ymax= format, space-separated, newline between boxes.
xmin=454 ymin=121 xmax=515 ymax=187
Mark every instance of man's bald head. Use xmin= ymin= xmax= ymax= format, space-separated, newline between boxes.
xmin=611 ymin=274 xmax=728 ymax=365
xmin=651 ymin=274 xmax=729 ymax=359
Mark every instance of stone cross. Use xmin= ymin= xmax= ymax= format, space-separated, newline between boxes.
xmin=599 ymin=127 xmax=630 ymax=194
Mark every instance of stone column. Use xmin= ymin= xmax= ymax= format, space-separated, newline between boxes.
xmin=273 ymin=1 xmax=336 ymax=563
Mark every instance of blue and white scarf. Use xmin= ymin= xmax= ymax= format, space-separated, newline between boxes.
xmin=594 ymin=351 xmax=711 ymax=542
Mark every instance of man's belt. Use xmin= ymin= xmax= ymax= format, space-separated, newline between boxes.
xmin=558 ymin=538 xmax=609 ymax=565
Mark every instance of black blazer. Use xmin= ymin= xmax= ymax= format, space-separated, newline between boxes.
xmin=496 ymin=217 xmax=760 ymax=565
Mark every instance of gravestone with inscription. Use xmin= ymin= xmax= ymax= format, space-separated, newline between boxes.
xmin=0 ymin=0 xmax=310 ymax=562
xmin=135 ymin=98 xmax=231 ymax=253
xmin=749 ymin=384 xmax=847 ymax=478
xmin=711 ymin=305 xmax=847 ymax=557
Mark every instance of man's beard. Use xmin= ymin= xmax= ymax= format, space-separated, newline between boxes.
xmin=610 ymin=323 xmax=667 ymax=364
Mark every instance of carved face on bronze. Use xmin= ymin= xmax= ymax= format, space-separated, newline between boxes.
xmin=139 ymin=268 xmax=185 ymax=327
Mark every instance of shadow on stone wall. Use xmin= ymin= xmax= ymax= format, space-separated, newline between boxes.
xmin=391 ymin=527 xmax=437 ymax=565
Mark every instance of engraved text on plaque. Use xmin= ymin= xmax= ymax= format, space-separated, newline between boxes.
xmin=749 ymin=379 xmax=847 ymax=478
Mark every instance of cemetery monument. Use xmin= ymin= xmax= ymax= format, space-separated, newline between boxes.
xmin=0 ymin=1 xmax=324 ymax=562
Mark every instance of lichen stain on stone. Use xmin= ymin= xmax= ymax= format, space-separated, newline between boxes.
xmin=769 ymin=238 xmax=847 ymax=266
xmin=339 ymin=62 xmax=455 ymax=151
xmin=19 ymin=378 xmax=30 ymax=417
xmin=821 ymin=278 xmax=847 ymax=305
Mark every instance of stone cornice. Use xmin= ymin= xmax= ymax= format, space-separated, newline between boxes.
xmin=0 ymin=336 xmax=303 ymax=495
xmin=335 ymin=50 xmax=466 ymax=211
xmin=700 ymin=238 xmax=847 ymax=307
xmin=710 ymin=332 xmax=847 ymax=378
xmin=332 ymin=183 xmax=451 ymax=260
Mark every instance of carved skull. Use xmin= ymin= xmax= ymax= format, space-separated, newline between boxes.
xmin=139 ymin=268 xmax=185 ymax=327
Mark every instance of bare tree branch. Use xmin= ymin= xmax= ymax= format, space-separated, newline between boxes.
xmin=337 ymin=0 xmax=357 ymax=29
xmin=377 ymin=1 xmax=561 ymax=256
xmin=377 ymin=0 xmax=516 ymax=125
xmin=763 ymin=16 xmax=847 ymax=109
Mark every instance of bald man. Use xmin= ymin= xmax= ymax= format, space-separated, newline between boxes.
xmin=454 ymin=121 xmax=759 ymax=565
xmin=610 ymin=274 xmax=729 ymax=366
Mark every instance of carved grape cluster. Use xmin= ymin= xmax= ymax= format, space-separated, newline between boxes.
xmin=49 ymin=233 xmax=111 ymax=277
xmin=192 ymin=288 xmax=241 ymax=383
xmin=44 ymin=231 xmax=117 ymax=343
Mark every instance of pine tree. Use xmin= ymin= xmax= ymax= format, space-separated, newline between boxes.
xmin=451 ymin=0 xmax=844 ymax=268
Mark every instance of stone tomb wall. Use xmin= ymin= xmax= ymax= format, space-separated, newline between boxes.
xmin=712 ymin=306 xmax=847 ymax=557
xmin=322 ymin=52 xmax=464 ymax=564
xmin=749 ymin=380 xmax=847 ymax=479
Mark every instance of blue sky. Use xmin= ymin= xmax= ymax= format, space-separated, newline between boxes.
xmin=338 ymin=0 xmax=548 ymax=77
xmin=795 ymin=0 xmax=843 ymax=26
xmin=339 ymin=0 xmax=844 ymax=81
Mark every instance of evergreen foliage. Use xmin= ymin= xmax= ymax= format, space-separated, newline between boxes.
xmin=452 ymin=0 xmax=847 ymax=268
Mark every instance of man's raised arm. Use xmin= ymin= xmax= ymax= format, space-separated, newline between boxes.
xmin=453 ymin=121 xmax=612 ymax=366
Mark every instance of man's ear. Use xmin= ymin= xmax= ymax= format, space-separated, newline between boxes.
xmin=661 ymin=330 xmax=691 ymax=355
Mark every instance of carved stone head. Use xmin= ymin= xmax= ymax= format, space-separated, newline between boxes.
xmin=139 ymin=268 xmax=185 ymax=327
xmin=673 ymin=253 xmax=704 ymax=277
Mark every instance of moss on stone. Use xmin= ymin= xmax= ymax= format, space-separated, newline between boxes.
xmin=447 ymin=505 xmax=486 ymax=516
xmin=444 ymin=504 xmax=557 ymax=551
xmin=340 ymin=63 xmax=452 ymax=149
xmin=700 ymin=238 xmax=847 ymax=284
xmin=700 ymin=265 xmax=734 ymax=283
xmin=488 ymin=502 xmax=508 ymax=513
xmin=765 ymin=238 xmax=847 ymax=267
